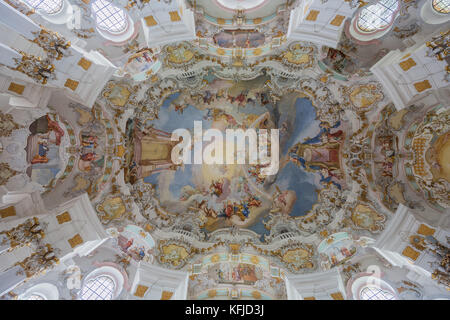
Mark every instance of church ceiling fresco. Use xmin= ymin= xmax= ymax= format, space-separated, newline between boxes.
xmin=1 ymin=42 xmax=446 ymax=280
xmin=60 ymin=104 xmax=119 ymax=201
xmin=107 ymin=224 xmax=156 ymax=263
xmin=4 ymin=0 xmax=438 ymax=80
xmin=213 ymin=30 xmax=266 ymax=49
xmin=25 ymin=114 xmax=67 ymax=188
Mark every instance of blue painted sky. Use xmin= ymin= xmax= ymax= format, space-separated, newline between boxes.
xmin=249 ymin=98 xmax=320 ymax=237
xmin=282 ymin=97 xmax=320 ymax=154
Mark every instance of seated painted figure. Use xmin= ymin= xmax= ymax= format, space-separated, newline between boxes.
xmin=303 ymin=121 xmax=343 ymax=145
xmin=31 ymin=137 xmax=50 ymax=164
xmin=288 ymin=121 xmax=344 ymax=190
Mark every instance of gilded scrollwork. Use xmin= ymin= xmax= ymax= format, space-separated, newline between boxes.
xmin=4 ymin=0 xmax=35 ymax=16
xmin=157 ymin=239 xmax=194 ymax=269
xmin=129 ymin=179 xmax=174 ymax=227
xmin=100 ymin=80 xmax=140 ymax=114
xmin=0 ymin=111 xmax=21 ymax=137
xmin=71 ymin=27 xmax=95 ymax=39
xmin=11 ymin=50 xmax=55 ymax=85
xmin=339 ymin=83 xmax=384 ymax=112
xmin=404 ymin=107 xmax=450 ymax=209
xmin=425 ymin=29 xmax=449 ymax=62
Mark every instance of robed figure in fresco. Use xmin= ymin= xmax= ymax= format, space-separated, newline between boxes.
xmin=288 ymin=141 xmax=340 ymax=170
xmin=25 ymin=114 xmax=66 ymax=187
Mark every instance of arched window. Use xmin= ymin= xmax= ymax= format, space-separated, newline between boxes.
xmin=357 ymin=0 xmax=399 ymax=32
xmin=91 ymin=0 xmax=128 ymax=34
xmin=23 ymin=0 xmax=63 ymax=14
xmin=80 ymin=275 xmax=116 ymax=300
xmin=18 ymin=283 xmax=59 ymax=300
xmin=216 ymin=0 xmax=267 ymax=11
xmin=432 ymin=0 xmax=450 ymax=14
xmin=360 ymin=285 xmax=396 ymax=300
xmin=78 ymin=266 xmax=124 ymax=300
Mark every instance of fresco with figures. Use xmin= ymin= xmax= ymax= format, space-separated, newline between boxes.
xmin=123 ymin=74 xmax=348 ymax=239
xmin=26 ymin=114 xmax=66 ymax=187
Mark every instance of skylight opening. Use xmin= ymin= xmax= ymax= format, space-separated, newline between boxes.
xmin=432 ymin=0 xmax=450 ymax=14
xmin=80 ymin=275 xmax=116 ymax=300
xmin=360 ymin=286 xmax=396 ymax=300
xmin=91 ymin=0 xmax=128 ymax=34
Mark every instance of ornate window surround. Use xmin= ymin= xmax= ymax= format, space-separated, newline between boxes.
xmin=27 ymin=0 xmax=74 ymax=25
xmin=91 ymin=0 xmax=135 ymax=43
xmin=360 ymin=285 xmax=396 ymax=300
xmin=348 ymin=273 xmax=399 ymax=300
xmin=23 ymin=0 xmax=63 ymax=14
xmin=18 ymin=282 xmax=59 ymax=300
xmin=78 ymin=266 xmax=124 ymax=300
xmin=432 ymin=0 xmax=450 ymax=14
xmin=214 ymin=0 xmax=269 ymax=12
xmin=348 ymin=0 xmax=400 ymax=42
xmin=421 ymin=0 xmax=450 ymax=24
